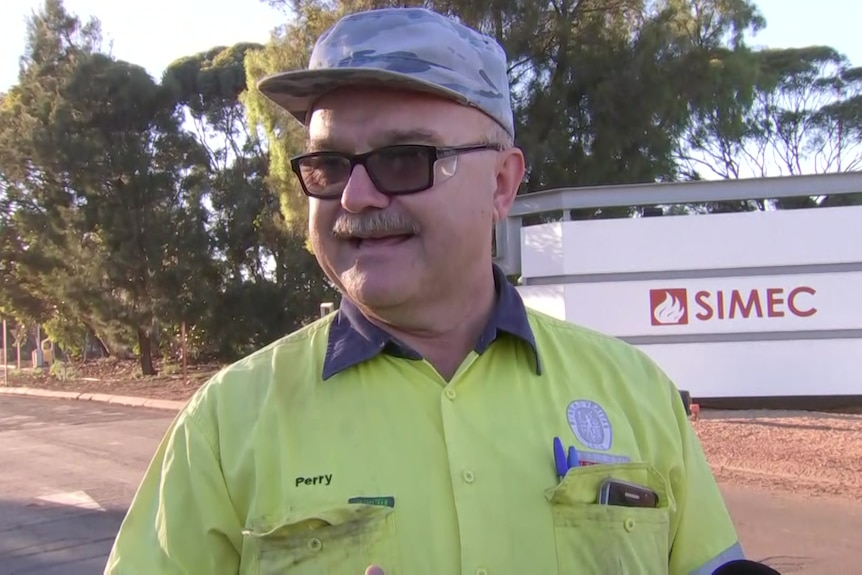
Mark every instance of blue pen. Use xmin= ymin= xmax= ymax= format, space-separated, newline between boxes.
xmin=553 ymin=436 xmax=568 ymax=479
xmin=567 ymin=445 xmax=580 ymax=469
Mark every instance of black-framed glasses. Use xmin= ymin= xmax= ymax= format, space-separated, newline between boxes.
xmin=289 ymin=143 xmax=503 ymax=199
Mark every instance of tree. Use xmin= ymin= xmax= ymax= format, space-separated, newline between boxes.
xmin=243 ymin=1 xmax=347 ymax=234
xmin=756 ymin=48 xmax=862 ymax=178
xmin=677 ymin=44 xmax=862 ymax=211
xmin=165 ymin=43 xmax=271 ymax=284
xmin=0 ymin=0 xmax=213 ymax=374
xmin=250 ymin=0 xmax=767 ymax=223
xmin=167 ymin=41 xmax=338 ymax=358
xmin=0 ymin=0 xmax=106 ymax=339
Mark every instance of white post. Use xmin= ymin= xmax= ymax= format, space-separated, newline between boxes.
xmin=181 ymin=321 xmax=188 ymax=385
xmin=320 ymin=302 xmax=335 ymax=318
xmin=15 ymin=327 xmax=22 ymax=370
xmin=35 ymin=324 xmax=43 ymax=367
xmin=2 ymin=318 xmax=7 ymax=386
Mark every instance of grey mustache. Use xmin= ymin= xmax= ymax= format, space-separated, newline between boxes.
xmin=332 ymin=212 xmax=421 ymax=239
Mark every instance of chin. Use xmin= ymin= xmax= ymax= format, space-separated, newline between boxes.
xmin=340 ymin=270 xmax=412 ymax=311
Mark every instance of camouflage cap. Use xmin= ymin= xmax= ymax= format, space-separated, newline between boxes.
xmin=257 ymin=7 xmax=514 ymax=137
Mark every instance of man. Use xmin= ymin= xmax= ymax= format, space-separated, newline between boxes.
xmin=104 ymin=7 xmax=765 ymax=575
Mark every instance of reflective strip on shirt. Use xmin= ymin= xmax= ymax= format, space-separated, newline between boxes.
xmin=688 ymin=541 xmax=746 ymax=575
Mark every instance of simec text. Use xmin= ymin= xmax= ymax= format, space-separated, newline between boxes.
xmin=694 ymin=287 xmax=816 ymax=320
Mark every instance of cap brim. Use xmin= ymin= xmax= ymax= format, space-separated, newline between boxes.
xmin=257 ymin=68 xmax=471 ymax=125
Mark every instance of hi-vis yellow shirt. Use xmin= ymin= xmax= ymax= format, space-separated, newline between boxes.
xmin=105 ymin=268 xmax=744 ymax=575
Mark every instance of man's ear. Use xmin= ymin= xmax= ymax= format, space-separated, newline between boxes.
xmin=493 ymin=147 xmax=526 ymax=221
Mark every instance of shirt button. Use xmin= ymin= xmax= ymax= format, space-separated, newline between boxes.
xmin=476 ymin=568 xmax=488 ymax=575
xmin=444 ymin=388 xmax=457 ymax=400
xmin=308 ymin=537 xmax=322 ymax=551
xmin=624 ymin=517 xmax=636 ymax=532
xmin=463 ymin=470 xmax=475 ymax=483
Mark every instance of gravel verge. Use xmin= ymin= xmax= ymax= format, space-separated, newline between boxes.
xmin=694 ymin=410 xmax=862 ymax=500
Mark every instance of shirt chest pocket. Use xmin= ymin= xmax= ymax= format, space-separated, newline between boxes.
xmin=545 ymin=462 xmax=674 ymax=575
xmin=241 ymin=503 xmax=402 ymax=575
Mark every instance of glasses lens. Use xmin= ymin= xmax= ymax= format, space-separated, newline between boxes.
xmin=366 ymin=146 xmax=434 ymax=193
xmin=297 ymin=154 xmax=351 ymax=197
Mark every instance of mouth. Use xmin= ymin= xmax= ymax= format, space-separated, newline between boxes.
xmin=348 ymin=234 xmax=415 ymax=249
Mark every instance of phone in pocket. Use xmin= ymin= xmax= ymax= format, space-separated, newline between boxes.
xmin=598 ymin=478 xmax=659 ymax=508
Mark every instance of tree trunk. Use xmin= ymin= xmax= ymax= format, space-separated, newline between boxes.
xmin=82 ymin=329 xmax=90 ymax=362
xmin=137 ymin=327 xmax=156 ymax=375
xmin=83 ymin=323 xmax=111 ymax=358
xmin=92 ymin=331 xmax=111 ymax=358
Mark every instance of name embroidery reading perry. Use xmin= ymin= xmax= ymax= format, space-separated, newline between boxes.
xmin=295 ymin=474 xmax=333 ymax=487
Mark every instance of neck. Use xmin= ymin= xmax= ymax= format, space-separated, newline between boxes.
xmin=363 ymin=269 xmax=498 ymax=381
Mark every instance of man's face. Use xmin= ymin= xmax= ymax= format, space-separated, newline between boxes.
xmin=305 ymin=87 xmax=524 ymax=315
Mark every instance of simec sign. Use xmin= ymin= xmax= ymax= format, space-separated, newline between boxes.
xmin=650 ymin=287 xmax=817 ymax=326
xmin=516 ymin=271 xmax=861 ymax=337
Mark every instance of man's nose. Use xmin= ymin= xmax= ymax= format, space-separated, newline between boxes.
xmin=341 ymin=165 xmax=389 ymax=213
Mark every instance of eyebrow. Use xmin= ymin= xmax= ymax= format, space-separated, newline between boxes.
xmin=307 ymin=128 xmax=446 ymax=153
xmin=370 ymin=128 xmax=445 ymax=148
xmin=306 ymin=135 xmax=348 ymax=153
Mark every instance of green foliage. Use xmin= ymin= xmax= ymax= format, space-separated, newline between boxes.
xmin=164 ymin=37 xmax=339 ymax=359
xmin=42 ymin=314 xmax=87 ymax=360
xmin=239 ymin=0 xmax=399 ymax=235
xmin=49 ymin=360 xmax=76 ymax=380
xmin=161 ymin=362 xmax=180 ymax=376
xmin=679 ymin=44 xmax=862 ymax=193
xmin=0 ymin=0 xmax=229 ymax=373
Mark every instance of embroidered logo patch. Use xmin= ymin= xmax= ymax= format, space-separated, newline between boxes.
xmin=567 ymin=400 xmax=613 ymax=451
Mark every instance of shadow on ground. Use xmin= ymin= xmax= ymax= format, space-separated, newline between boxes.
xmin=0 ymin=498 xmax=125 ymax=575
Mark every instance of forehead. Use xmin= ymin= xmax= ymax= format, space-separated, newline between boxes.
xmin=307 ymin=88 xmax=485 ymax=151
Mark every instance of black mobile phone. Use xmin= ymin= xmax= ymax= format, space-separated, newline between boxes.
xmin=597 ymin=478 xmax=659 ymax=508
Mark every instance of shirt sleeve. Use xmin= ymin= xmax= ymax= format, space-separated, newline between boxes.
xmin=103 ymin=408 xmax=243 ymax=574
xmin=666 ymin=384 xmax=746 ymax=575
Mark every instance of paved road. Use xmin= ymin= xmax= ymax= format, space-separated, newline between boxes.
xmin=1 ymin=396 xmax=861 ymax=574
xmin=0 ymin=396 xmax=168 ymax=575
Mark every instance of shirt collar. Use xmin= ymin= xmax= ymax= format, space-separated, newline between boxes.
xmin=322 ymin=265 xmax=541 ymax=380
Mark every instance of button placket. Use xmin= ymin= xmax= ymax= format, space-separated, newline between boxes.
xmin=440 ymin=379 xmax=490 ymax=575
